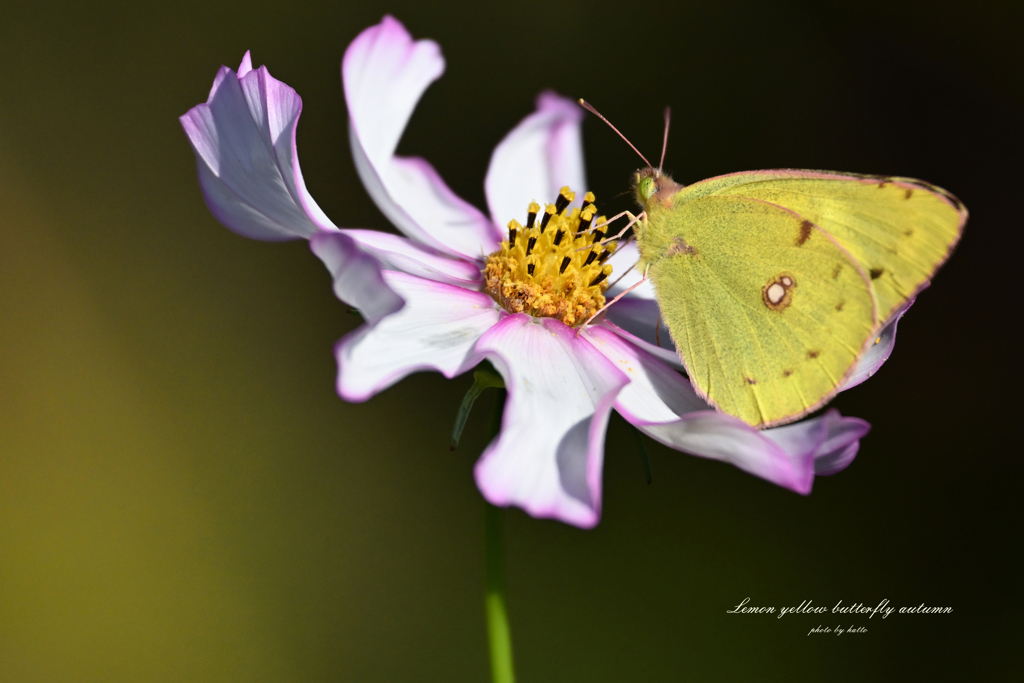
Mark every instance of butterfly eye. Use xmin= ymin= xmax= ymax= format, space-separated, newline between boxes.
xmin=638 ymin=176 xmax=658 ymax=202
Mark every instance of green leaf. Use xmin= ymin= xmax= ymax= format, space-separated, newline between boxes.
xmin=450 ymin=365 xmax=505 ymax=450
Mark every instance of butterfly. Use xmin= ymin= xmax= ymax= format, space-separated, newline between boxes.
xmin=582 ymin=102 xmax=967 ymax=428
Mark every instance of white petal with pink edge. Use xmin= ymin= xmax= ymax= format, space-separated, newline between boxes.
xmin=180 ymin=53 xmax=335 ymax=241
xmin=344 ymin=16 xmax=499 ymax=258
xmin=600 ymin=301 xmax=681 ymax=368
xmin=641 ymin=411 xmax=820 ymax=493
xmin=484 ymin=92 xmax=587 ymax=230
xmin=842 ymin=296 xmax=916 ymax=391
xmin=325 ymin=269 xmax=501 ymax=402
xmin=340 ymin=229 xmax=483 ymax=287
xmin=582 ymin=324 xmax=709 ymax=421
xmin=764 ymin=411 xmax=870 ymax=476
xmin=474 ymin=316 xmax=629 ymax=528
xmin=582 ymin=324 xmax=869 ymax=493
xmin=310 ymin=232 xmax=404 ymax=324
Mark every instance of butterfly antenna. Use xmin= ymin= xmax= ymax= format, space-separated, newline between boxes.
xmin=578 ymin=99 xmax=654 ymax=169
xmin=658 ymin=107 xmax=671 ymax=172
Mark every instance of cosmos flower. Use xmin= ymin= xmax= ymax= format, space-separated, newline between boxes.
xmin=180 ymin=16 xmax=903 ymax=528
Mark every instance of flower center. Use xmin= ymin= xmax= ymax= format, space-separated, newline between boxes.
xmin=483 ymin=186 xmax=615 ymax=327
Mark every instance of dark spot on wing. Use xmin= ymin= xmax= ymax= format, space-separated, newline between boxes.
xmin=904 ymin=188 xmax=913 ymax=200
xmin=807 ymin=350 xmax=820 ymax=359
xmin=744 ymin=376 xmax=757 ymax=385
xmin=904 ymin=228 xmax=914 ymax=237
xmin=796 ymin=220 xmax=812 ymax=246
xmin=782 ymin=369 xmax=793 ymax=378
xmin=835 ymin=301 xmax=844 ymax=311
xmin=831 ymin=264 xmax=842 ymax=280
xmin=877 ymin=179 xmax=890 ymax=188
xmin=665 ymin=237 xmax=696 ymax=257
xmin=870 ymin=268 xmax=884 ymax=280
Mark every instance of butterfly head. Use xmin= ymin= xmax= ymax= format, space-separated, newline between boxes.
xmin=633 ymin=168 xmax=683 ymax=209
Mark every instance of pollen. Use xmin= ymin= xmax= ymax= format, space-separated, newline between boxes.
xmin=483 ymin=186 xmax=615 ymax=327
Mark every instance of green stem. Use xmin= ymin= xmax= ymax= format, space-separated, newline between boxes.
xmin=484 ymin=390 xmax=514 ymax=683
xmin=485 ymin=501 xmax=514 ymax=683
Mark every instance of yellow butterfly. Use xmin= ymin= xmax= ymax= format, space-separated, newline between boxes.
xmin=584 ymin=103 xmax=967 ymax=428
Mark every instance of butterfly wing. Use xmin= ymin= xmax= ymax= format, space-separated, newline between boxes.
xmin=647 ymin=194 xmax=877 ymax=428
xmin=677 ymin=170 xmax=967 ymax=324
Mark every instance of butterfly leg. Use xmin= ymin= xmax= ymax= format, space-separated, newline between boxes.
xmin=577 ymin=263 xmax=651 ymax=334
xmin=600 ymin=210 xmax=645 ymax=244
xmin=577 ymin=211 xmax=646 ymax=252
xmin=590 ymin=210 xmax=633 ymax=233
xmin=605 ymin=236 xmax=638 ymax=288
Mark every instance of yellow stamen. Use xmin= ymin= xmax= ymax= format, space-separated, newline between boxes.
xmin=484 ymin=188 xmax=615 ymax=327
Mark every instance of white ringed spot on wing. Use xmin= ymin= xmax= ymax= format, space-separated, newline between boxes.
xmin=762 ymin=273 xmax=796 ymax=312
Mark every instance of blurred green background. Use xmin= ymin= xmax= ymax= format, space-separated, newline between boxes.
xmin=1 ymin=1 xmax=1020 ymax=681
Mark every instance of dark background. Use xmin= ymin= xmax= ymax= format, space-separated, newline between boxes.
xmin=1 ymin=1 xmax=1020 ymax=681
